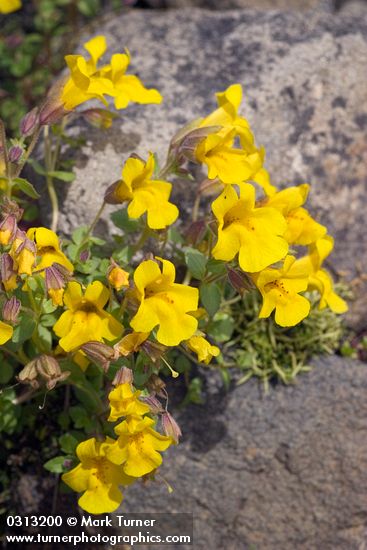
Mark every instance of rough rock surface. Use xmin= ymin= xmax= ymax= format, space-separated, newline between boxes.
xmin=120 ymin=355 xmax=367 ymax=549
xmin=56 ymin=8 xmax=367 ymax=329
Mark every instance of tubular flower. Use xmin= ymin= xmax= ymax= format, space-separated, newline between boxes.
xmin=130 ymin=258 xmax=199 ymax=346
xmin=212 ymin=183 xmax=288 ymax=273
xmin=253 ymin=255 xmax=311 ymax=327
xmin=108 ymin=383 xmax=150 ymax=421
xmin=108 ymin=416 xmax=173 ymax=478
xmin=27 ymin=227 xmax=74 ymax=272
xmin=292 ymin=236 xmax=348 ymax=314
xmin=0 ymin=320 xmax=13 ymax=345
xmin=60 ymin=36 xmax=161 ymax=112
xmin=0 ymin=0 xmax=21 ymax=13
xmin=62 ymin=437 xmax=134 ymax=515
xmin=106 ymin=154 xmax=178 ymax=230
xmin=265 ymin=184 xmax=326 ymax=245
xmin=187 ymin=335 xmax=220 ymax=364
xmin=115 ymin=331 xmax=150 ymax=356
xmin=53 ymin=281 xmax=123 ymax=352
xmin=195 ymin=129 xmax=262 ymax=184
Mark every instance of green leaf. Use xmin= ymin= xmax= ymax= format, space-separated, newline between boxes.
xmin=47 ymin=171 xmax=75 ymax=183
xmin=44 ymin=456 xmax=69 ymax=474
xmin=200 ymin=282 xmax=221 ymax=317
xmin=111 ymin=209 xmax=141 ymax=233
xmin=27 ymin=159 xmax=47 ymax=176
xmin=71 ymin=226 xmax=88 ymax=245
xmin=0 ymin=360 xmax=14 ymax=384
xmin=59 ymin=433 xmax=78 ymax=454
xmin=184 ymin=248 xmax=207 ymax=280
xmin=36 ymin=325 xmax=52 ymax=352
xmin=12 ymin=314 xmax=36 ymax=344
xmin=208 ymin=313 xmax=235 ymax=343
xmin=13 ymin=178 xmax=40 ymax=199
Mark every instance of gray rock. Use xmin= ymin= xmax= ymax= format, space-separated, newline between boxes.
xmin=120 ymin=355 xmax=367 ymax=549
xmin=56 ymin=8 xmax=367 ymax=329
xmin=140 ymin=0 xmax=323 ymax=10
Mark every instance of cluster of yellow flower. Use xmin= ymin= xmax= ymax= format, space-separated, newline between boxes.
xmin=62 ymin=382 xmax=173 ymax=514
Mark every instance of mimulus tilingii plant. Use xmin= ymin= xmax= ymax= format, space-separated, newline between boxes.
xmin=0 ymin=35 xmax=347 ymax=514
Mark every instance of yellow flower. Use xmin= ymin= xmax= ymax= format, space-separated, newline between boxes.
xmin=187 ymin=335 xmax=220 ymax=364
xmin=62 ymin=437 xmax=134 ymax=514
xmin=108 ymin=416 xmax=172 ymax=477
xmin=0 ymin=0 xmax=21 ymax=13
xmin=53 ymin=281 xmax=123 ymax=351
xmin=212 ymin=183 xmax=288 ymax=272
xmin=253 ymin=255 xmax=311 ymax=327
xmin=292 ymin=236 xmax=348 ymax=314
xmin=199 ymin=84 xmax=255 ymax=149
xmin=27 ymin=227 xmax=74 ymax=272
xmin=0 ymin=320 xmax=13 ymax=345
xmin=266 ymin=184 xmax=326 ymax=245
xmin=108 ymin=383 xmax=150 ymax=421
xmin=108 ymin=153 xmax=178 ymax=230
xmin=130 ymin=258 xmax=199 ymax=346
xmin=61 ymin=36 xmax=161 ymax=112
xmin=100 ymin=49 xmax=162 ymax=110
xmin=195 ymin=129 xmax=262 ymax=184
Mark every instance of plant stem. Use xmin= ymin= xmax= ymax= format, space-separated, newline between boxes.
xmin=85 ymin=202 xmax=106 ymax=239
xmin=14 ymin=126 xmax=42 ymax=179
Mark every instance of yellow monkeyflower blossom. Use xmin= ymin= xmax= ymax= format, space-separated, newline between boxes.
xmin=0 ymin=0 xmax=21 ymax=14
xmin=130 ymin=258 xmax=199 ymax=346
xmin=62 ymin=437 xmax=134 ymax=514
xmin=253 ymin=255 xmax=311 ymax=327
xmin=200 ymin=83 xmax=255 ymax=149
xmin=108 ymin=416 xmax=173 ymax=478
xmin=0 ymin=320 xmax=13 ymax=345
xmin=109 ymin=153 xmax=178 ymax=230
xmin=99 ymin=49 xmax=162 ymax=110
xmin=266 ymin=184 xmax=326 ymax=245
xmin=107 ymin=262 xmax=129 ymax=291
xmin=61 ymin=36 xmax=161 ymax=111
xmin=292 ymin=236 xmax=348 ymax=314
xmin=195 ymin=129 xmax=262 ymax=184
xmin=212 ymin=183 xmax=288 ymax=272
xmin=27 ymin=227 xmax=74 ymax=272
xmin=108 ymin=383 xmax=150 ymax=421
xmin=187 ymin=335 xmax=220 ymax=364
xmin=53 ymin=281 xmax=123 ymax=351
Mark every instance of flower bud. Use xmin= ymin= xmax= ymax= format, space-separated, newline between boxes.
xmin=0 ymin=214 xmax=17 ymax=245
xmin=112 ymin=366 xmax=133 ymax=386
xmin=147 ymin=374 xmax=166 ymax=396
xmin=79 ymin=249 xmax=90 ymax=263
xmin=8 ymin=145 xmax=23 ymax=164
xmin=18 ymin=355 xmax=70 ymax=390
xmin=82 ymin=108 xmax=116 ymax=129
xmin=107 ymin=260 xmax=129 ymax=291
xmin=162 ymin=412 xmax=182 ymax=443
xmin=80 ymin=341 xmax=118 ymax=372
xmin=0 ymin=253 xmax=17 ymax=291
xmin=44 ymin=263 xmax=72 ymax=306
xmin=140 ymin=394 xmax=164 ymax=414
xmin=10 ymin=230 xmax=36 ymax=275
xmin=2 ymin=296 xmax=21 ymax=323
xmin=185 ymin=220 xmax=206 ymax=246
xmin=227 ymin=267 xmax=255 ymax=295
xmin=20 ymin=107 xmax=39 ymax=137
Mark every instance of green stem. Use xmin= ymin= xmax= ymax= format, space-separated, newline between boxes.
xmin=2 ymin=347 xmax=27 ymax=366
xmin=85 ymin=202 xmax=106 ymax=239
xmin=132 ymin=225 xmax=150 ymax=256
xmin=14 ymin=126 xmax=42 ymax=179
